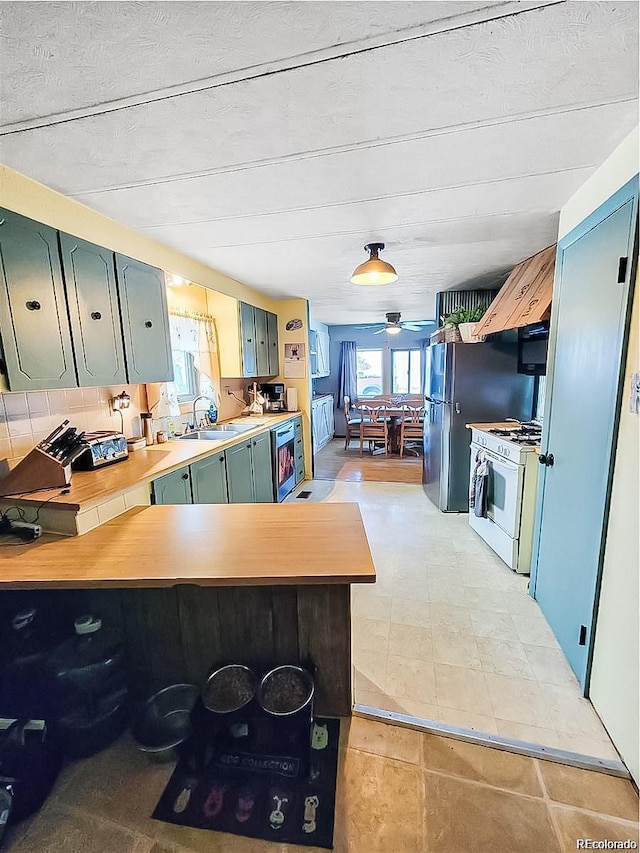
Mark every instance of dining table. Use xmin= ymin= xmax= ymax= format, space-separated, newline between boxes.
xmin=353 ymin=395 xmax=424 ymax=455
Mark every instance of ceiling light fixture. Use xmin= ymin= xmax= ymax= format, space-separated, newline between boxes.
xmin=350 ymin=243 xmax=398 ymax=286
xmin=386 ymin=324 xmax=402 ymax=335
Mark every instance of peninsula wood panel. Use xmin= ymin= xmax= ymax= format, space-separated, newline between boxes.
xmin=475 ymin=244 xmax=556 ymax=335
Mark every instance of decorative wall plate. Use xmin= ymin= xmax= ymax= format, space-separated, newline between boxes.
xmin=285 ymin=319 xmax=303 ymax=331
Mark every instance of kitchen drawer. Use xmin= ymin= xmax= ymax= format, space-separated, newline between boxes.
xmin=293 ymin=417 xmax=303 ymax=437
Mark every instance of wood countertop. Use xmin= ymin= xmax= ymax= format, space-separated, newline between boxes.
xmin=0 ymin=502 xmax=376 ymax=590
xmin=4 ymin=413 xmax=299 ymax=512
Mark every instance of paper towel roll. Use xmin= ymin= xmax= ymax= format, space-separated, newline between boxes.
xmin=286 ymin=387 xmax=298 ymax=412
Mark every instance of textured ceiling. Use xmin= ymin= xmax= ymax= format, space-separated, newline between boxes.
xmin=0 ymin=1 xmax=637 ymax=324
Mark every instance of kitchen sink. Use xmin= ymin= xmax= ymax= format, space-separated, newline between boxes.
xmin=177 ymin=429 xmax=241 ymax=441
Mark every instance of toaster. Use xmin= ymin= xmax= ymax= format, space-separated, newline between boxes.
xmin=71 ymin=431 xmax=129 ymax=470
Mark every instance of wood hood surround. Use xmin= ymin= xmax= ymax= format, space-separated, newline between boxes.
xmin=475 ymin=244 xmax=556 ymax=336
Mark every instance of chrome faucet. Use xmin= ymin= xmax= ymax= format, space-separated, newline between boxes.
xmin=192 ymin=395 xmax=216 ymax=429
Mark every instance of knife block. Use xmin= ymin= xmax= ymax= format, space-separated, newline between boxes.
xmin=0 ymin=447 xmax=71 ymax=497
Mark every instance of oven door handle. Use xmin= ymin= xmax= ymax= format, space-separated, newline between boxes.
xmin=473 ymin=444 xmax=520 ymax=470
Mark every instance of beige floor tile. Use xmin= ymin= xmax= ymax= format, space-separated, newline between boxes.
xmin=355 ymin=688 xmax=406 ymax=713
xmin=422 ymin=733 xmax=543 ymax=796
xmin=469 ymin=609 xmax=519 ymax=641
xmin=551 ymin=806 xmax=639 ymax=853
xmin=385 ymin=655 xmax=437 ymax=704
xmin=391 ymin=698 xmax=442 ymax=721
xmin=334 ymin=749 xmax=424 ymax=853
xmin=434 ymin=663 xmax=493 ymax=717
xmin=495 ymin=718 xmax=581 ymax=750
xmin=425 ymin=575 xmax=469 ymax=606
xmin=153 ymin=821 xmax=282 ymax=852
xmin=348 ymin=716 xmax=422 ymax=765
xmin=432 ymin=629 xmax=482 ymax=669
xmin=538 ymin=683 xmax=611 ymax=739
xmin=429 ymin=602 xmax=473 ymax=635
xmin=463 ymin=586 xmax=510 ymax=613
xmin=484 ymin=672 xmax=554 ymax=728
xmin=390 ymin=596 xmax=431 ymax=628
xmin=388 ymin=622 xmax=433 ymax=660
xmin=523 ymin=643 xmax=580 ymax=687
xmin=555 ymin=733 xmax=621 ymax=762
xmin=352 ymin=617 xmax=390 ymax=654
xmin=351 ymin=590 xmax=392 ymax=622
xmin=424 ymin=772 xmax=561 ymax=853
xmin=539 ymin=761 xmax=639 ymax=820
xmin=353 ymin=648 xmax=387 ymax=693
xmin=475 ymin=636 xmax=536 ymax=679
xmin=513 ymin=611 xmax=559 ymax=647
xmin=392 ymin=575 xmax=432 ymax=602
xmin=430 ymin=705 xmax=497 ymax=734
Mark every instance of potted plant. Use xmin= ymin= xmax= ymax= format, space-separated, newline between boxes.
xmin=441 ymin=306 xmax=487 ymax=343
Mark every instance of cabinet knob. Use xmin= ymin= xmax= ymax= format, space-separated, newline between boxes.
xmin=91 ymin=311 xmax=102 ymax=320
xmin=181 ymin=472 xmax=189 ymax=480
xmin=538 ymin=453 xmax=555 ymax=467
xmin=246 ymin=444 xmax=251 ymax=449
xmin=26 ymin=300 xmax=41 ymax=311
xmin=145 ymin=320 xmax=153 ymax=328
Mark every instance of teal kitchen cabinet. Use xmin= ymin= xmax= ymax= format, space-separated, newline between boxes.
xmin=0 ymin=208 xmax=77 ymax=391
xmin=266 ymin=311 xmax=279 ymax=376
xmin=225 ymin=441 xmax=255 ymax=503
xmin=152 ymin=467 xmax=193 ymax=505
xmin=115 ymin=254 xmax=173 ymax=384
xmin=251 ymin=431 xmax=274 ymax=502
xmin=191 ymin=452 xmax=229 ymax=504
xmin=293 ymin=416 xmax=305 ymax=484
xmin=59 ymin=233 xmax=127 ymax=386
xmin=255 ymin=307 xmax=270 ymax=376
xmin=240 ymin=302 xmax=257 ymax=378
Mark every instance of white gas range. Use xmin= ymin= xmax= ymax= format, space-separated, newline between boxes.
xmin=467 ymin=422 xmax=542 ymax=574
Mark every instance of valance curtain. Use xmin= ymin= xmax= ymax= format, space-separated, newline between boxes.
xmin=338 ymin=341 xmax=358 ymax=407
xmin=146 ymin=309 xmax=221 ymax=418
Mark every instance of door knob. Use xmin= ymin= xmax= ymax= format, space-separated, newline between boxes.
xmin=538 ymin=453 xmax=555 ymax=467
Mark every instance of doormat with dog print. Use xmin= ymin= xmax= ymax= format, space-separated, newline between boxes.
xmin=152 ymin=718 xmax=340 ymax=850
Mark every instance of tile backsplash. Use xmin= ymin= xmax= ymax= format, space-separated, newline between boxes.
xmin=0 ymin=385 xmax=146 ymax=468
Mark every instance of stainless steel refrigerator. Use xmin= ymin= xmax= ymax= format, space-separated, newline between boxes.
xmin=423 ymin=340 xmax=533 ymax=511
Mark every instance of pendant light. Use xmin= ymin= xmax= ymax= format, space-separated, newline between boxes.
xmin=350 ymin=243 xmax=398 ymax=286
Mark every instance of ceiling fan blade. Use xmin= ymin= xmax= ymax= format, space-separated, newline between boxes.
xmin=372 ymin=327 xmax=388 ymax=335
xmin=354 ymin=324 xmax=383 ymax=330
xmin=401 ymin=322 xmax=432 ymax=331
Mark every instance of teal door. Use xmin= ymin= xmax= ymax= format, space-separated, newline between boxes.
xmin=251 ymin=431 xmax=274 ymax=502
xmin=0 ymin=208 xmax=76 ymax=390
xmin=240 ymin=302 xmax=257 ymax=377
xmin=153 ymin=467 xmax=193 ymax=504
xmin=226 ymin=441 xmax=255 ymax=502
xmin=254 ymin=308 xmax=270 ymax=376
xmin=266 ymin=311 xmax=279 ymax=376
xmin=191 ymin=452 xmax=228 ymax=504
xmin=115 ymin=255 xmax=173 ymax=383
xmin=59 ymin=233 xmax=127 ymax=386
xmin=531 ymin=178 xmax=638 ymax=689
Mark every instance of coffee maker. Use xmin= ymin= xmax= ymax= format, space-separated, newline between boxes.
xmin=259 ymin=382 xmax=287 ymax=412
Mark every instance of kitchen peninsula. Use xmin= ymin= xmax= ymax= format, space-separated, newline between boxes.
xmin=0 ymin=502 xmax=375 ymax=716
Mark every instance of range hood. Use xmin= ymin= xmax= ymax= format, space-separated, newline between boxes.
xmin=475 ymin=245 xmax=556 ymax=336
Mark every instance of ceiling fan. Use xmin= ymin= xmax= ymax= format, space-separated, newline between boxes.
xmin=356 ymin=312 xmax=432 ymax=335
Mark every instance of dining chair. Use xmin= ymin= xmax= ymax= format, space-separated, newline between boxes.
xmin=343 ymin=395 xmax=368 ymax=450
xmin=358 ymin=405 xmax=389 ymax=456
xmin=399 ymin=405 xmax=425 ymax=457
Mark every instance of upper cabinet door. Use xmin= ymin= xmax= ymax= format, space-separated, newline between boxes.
xmin=0 ymin=209 xmax=76 ymax=391
xmin=255 ymin=308 xmax=270 ymax=376
xmin=240 ymin=302 xmax=257 ymax=377
xmin=266 ymin=311 xmax=279 ymax=376
xmin=59 ymin=233 xmax=126 ymax=387
xmin=115 ymin=255 xmax=173 ymax=383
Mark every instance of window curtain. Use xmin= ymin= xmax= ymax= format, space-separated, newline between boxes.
xmin=146 ymin=309 xmax=221 ymax=418
xmin=338 ymin=341 xmax=358 ymax=407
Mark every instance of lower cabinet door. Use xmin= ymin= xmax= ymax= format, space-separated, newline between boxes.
xmin=152 ymin=467 xmax=193 ymax=504
xmin=225 ymin=441 xmax=255 ymax=503
xmin=251 ymin=431 xmax=274 ymax=503
xmin=190 ymin=452 xmax=228 ymax=504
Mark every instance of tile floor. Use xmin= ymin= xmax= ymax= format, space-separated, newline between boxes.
xmin=291 ymin=479 xmax=620 ymax=763
xmin=6 ymin=718 xmax=638 ymax=852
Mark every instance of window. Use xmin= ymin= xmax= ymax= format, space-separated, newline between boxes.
xmin=356 ymin=348 xmax=383 ymax=397
xmin=391 ymin=349 xmax=422 ymax=394
xmin=173 ymin=350 xmax=198 ymax=400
